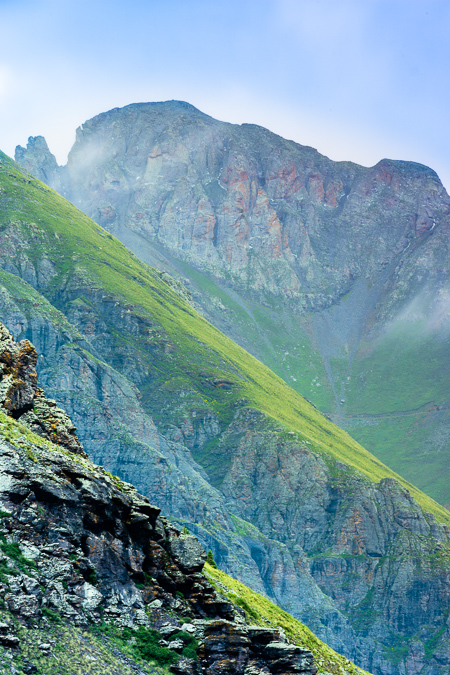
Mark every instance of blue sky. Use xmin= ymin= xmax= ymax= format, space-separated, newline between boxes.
xmin=1 ymin=0 xmax=449 ymax=190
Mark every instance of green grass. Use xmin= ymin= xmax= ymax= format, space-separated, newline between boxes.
xmin=0 ymin=615 xmax=166 ymax=675
xmin=340 ymin=322 xmax=450 ymax=505
xmin=424 ymin=624 xmax=446 ymax=659
xmin=345 ymin=324 xmax=450 ymax=414
xmin=344 ymin=410 xmax=450 ymax=507
xmin=203 ymin=563 xmax=370 ymax=675
xmin=1 ymin=151 xmax=450 ymax=528
xmin=177 ymin=259 xmax=336 ymax=410
xmin=92 ymin=623 xmax=193 ymax=666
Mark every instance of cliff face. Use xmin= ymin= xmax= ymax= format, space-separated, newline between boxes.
xmin=22 ymin=103 xmax=448 ymax=308
xmin=16 ymin=101 xmax=450 ymax=510
xmin=1 ymin=150 xmax=450 ymax=674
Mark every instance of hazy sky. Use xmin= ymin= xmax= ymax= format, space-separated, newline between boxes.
xmin=1 ymin=0 xmax=449 ymax=190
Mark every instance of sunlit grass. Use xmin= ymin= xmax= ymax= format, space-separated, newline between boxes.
xmin=204 ymin=563 xmax=371 ymax=675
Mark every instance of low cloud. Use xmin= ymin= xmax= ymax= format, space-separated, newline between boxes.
xmin=385 ymin=284 xmax=450 ymax=341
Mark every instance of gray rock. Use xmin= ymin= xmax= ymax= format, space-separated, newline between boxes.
xmin=78 ymin=582 xmax=103 ymax=611
xmin=160 ymin=623 xmax=182 ymax=638
xmin=168 ymin=639 xmax=185 ymax=651
xmin=167 ymin=534 xmax=207 ymax=573
xmin=0 ymin=634 xmax=19 ymax=647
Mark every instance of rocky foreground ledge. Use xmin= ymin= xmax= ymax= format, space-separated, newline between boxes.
xmin=0 ymin=323 xmax=317 ymax=675
xmin=0 ymin=425 xmax=314 ymax=675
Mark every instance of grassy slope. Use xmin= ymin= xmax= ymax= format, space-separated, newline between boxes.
xmin=176 ymin=259 xmax=336 ymax=412
xmin=1 ymin=150 xmax=449 ymax=528
xmin=178 ymin=255 xmax=450 ymax=506
xmin=204 ymin=563 xmax=370 ymax=675
xmin=0 ymin=619 xmax=163 ymax=675
xmin=342 ymin=322 xmax=450 ymax=505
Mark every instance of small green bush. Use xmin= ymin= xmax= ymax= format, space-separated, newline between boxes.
xmin=171 ymin=631 xmax=198 ymax=660
xmin=42 ymin=607 xmax=62 ymax=623
xmin=0 ymin=560 xmax=20 ymax=584
xmin=206 ymin=549 xmax=217 ymax=568
xmin=126 ymin=626 xmax=179 ymax=665
xmin=0 ymin=539 xmax=37 ymax=574
xmin=85 ymin=568 xmax=98 ymax=585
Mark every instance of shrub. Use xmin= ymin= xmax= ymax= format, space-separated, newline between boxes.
xmin=42 ymin=607 xmax=62 ymax=623
xmin=84 ymin=568 xmax=98 ymax=586
xmin=206 ymin=549 xmax=217 ymax=569
xmin=131 ymin=627 xmax=179 ymax=665
xmin=0 ymin=539 xmax=37 ymax=574
xmin=171 ymin=631 xmax=198 ymax=660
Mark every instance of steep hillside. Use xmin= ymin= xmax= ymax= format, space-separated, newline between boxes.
xmin=1 ymin=151 xmax=450 ymax=674
xmin=17 ymin=101 xmax=450 ymax=507
xmin=0 ymin=324 xmax=370 ymax=675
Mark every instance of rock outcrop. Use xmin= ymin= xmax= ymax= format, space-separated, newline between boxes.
xmin=0 ymin=322 xmax=84 ymax=455
xmin=0 ymin=428 xmax=321 ymax=674
xmin=0 ymin=426 xmax=230 ymax=628
xmin=199 ymin=622 xmax=315 ymax=675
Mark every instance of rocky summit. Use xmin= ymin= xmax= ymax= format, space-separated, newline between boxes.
xmin=1 ymin=148 xmax=450 ymax=674
xmin=16 ymin=101 xmax=450 ymax=511
xmin=0 ymin=321 xmax=364 ymax=675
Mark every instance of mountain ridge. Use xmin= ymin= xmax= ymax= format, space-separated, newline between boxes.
xmin=2 ymin=148 xmax=450 ymax=673
xmin=15 ymin=100 xmax=450 ymax=508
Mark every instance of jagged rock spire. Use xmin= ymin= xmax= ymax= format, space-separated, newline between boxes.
xmin=0 ymin=322 xmax=85 ymax=455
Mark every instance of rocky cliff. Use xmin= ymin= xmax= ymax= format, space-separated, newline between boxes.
xmin=1 ymin=149 xmax=450 ymax=674
xmin=16 ymin=101 xmax=450 ymax=509
xmin=0 ymin=322 xmax=365 ymax=675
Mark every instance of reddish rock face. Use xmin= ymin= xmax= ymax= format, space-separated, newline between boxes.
xmin=18 ymin=103 xmax=449 ymax=309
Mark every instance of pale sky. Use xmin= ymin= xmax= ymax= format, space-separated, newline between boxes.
xmin=1 ymin=0 xmax=449 ymax=191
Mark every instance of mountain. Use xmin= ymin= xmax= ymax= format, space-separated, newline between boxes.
xmin=16 ymin=101 xmax=450 ymax=509
xmin=0 ymin=321 xmax=368 ymax=675
xmin=1 ymin=149 xmax=450 ymax=674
